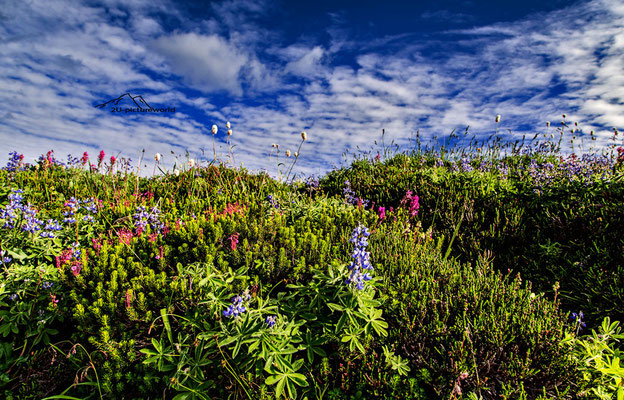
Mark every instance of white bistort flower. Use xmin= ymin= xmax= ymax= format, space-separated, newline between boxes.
xmin=155 ymin=153 xmax=162 ymax=162
xmin=226 ymin=121 xmax=231 ymax=129
xmin=301 ymin=131 xmax=307 ymax=141
xmin=211 ymin=125 xmax=218 ymax=135
xmin=188 ymin=159 xmax=195 ymax=168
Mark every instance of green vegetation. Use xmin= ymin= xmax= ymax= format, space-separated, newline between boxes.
xmin=1 ymin=132 xmax=623 ymax=399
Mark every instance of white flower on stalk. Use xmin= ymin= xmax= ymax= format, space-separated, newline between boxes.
xmin=285 ymin=150 xmax=291 ymax=157
xmin=155 ymin=153 xmax=162 ymax=162
xmin=294 ymin=152 xmax=298 ymax=157
xmin=226 ymin=121 xmax=231 ymax=129
xmin=546 ymin=121 xmax=550 ymax=127
xmin=188 ymin=159 xmax=195 ymax=168
xmin=301 ymin=131 xmax=307 ymax=141
xmin=495 ymin=115 xmax=501 ymax=123
xmin=227 ymin=129 xmax=232 ymax=136
xmin=211 ymin=125 xmax=218 ymax=135
xmin=174 ymin=169 xmax=180 ymax=176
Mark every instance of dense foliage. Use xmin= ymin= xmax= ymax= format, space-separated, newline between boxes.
xmin=0 ymin=137 xmax=623 ymax=399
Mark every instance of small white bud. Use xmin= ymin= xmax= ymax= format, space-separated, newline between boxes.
xmin=301 ymin=131 xmax=307 ymax=141
xmin=155 ymin=153 xmax=162 ymax=162
xmin=286 ymin=150 xmax=291 ymax=157
xmin=188 ymin=159 xmax=195 ymax=168
xmin=495 ymin=115 xmax=501 ymax=123
xmin=227 ymin=129 xmax=232 ymax=136
xmin=226 ymin=121 xmax=231 ymax=129
xmin=174 ymin=169 xmax=180 ymax=176
xmin=211 ymin=125 xmax=218 ymax=135
xmin=294 ymin=152 xmax=298 ymax=157
xmin=546 ymin=121 xmax=550 ymax=127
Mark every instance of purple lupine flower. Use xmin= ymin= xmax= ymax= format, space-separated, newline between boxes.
xmin=133 ymin=206 xmax=165 ymax=233
xmin=5 ymin=151 xmax=26 ymax=172
xmin=345 ymin=224 xmax=374 ymax=290
xmin=223 ymin=290 xmax=251 ymax=318
xmin=343 ymin=180 xmax=368 ymax=207
xmin=265 ymin=315 xmax=277 ymax=328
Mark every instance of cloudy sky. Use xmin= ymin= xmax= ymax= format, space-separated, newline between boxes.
xmin=1 ymin=0 xmax=623 ymax=177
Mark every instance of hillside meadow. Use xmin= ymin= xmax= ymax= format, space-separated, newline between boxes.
xmin=1 ymin=129 xmax=624 ymax=399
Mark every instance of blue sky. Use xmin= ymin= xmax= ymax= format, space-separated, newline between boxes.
xmin=1 ymin=0 xmax=623 ymax=177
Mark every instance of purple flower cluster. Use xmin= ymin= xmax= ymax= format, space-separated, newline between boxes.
xmin=4 ymin=151 xmax=26 ymax=172
xmin=223 ymin=290 xmax=251 ymax=318
xmin=346 ymin=225 xmax=374 ymax=290
xmin=63 ymin=197 xmax=98 ymax=224
xmin=460 ymin=158 xmax=473 ymax=172
xmin=266 ymin=194 xmax=279 ymax=209
xmin=0 ymin=250 xmax=12 ymax=265
xmin=133 ymin=206 xmax=165 ymax=233
xmin=305 ymin=175 xmax=320 ymax=190
xmin=343 ymin=180 xmax=368 ymax=207
xmin=1 ymin=189 xmax=62 ymax=237
xmin=42 ymin=281 xmax=54 ymax=290
xmin=265 ymin=315 xmax=277 ymax=328
xmin=570 ymin=311 xmax=586 ymax=331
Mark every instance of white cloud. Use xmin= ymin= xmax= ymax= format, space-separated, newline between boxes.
xmin=285 ymin=46 xmax=325 ymax=78
xmin=151 ymin=33 xmax=248 ymax=95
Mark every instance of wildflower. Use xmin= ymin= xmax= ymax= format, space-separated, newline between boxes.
xmin=294 ymin=152 xmax=298 ymax=157
xmin=226 ymin=121 xmax=231 ymax=129
xmin=227 ymin=129 xmax=232 ymax=136
xmin=155 ymin=153 xmax=162 ymax=162
xmin=5 ymin=151 xmax=26 ymax=172
xmin=265 ymin=315 xmax=277 ymax=328
xmin=212 ymin=125 xmax=218 ymax=135
xmin=50 ymin=294 xmax=59 ymax=306
xmin=42 ymin=281 xmax=54 ymax=290
xmin=223 ymin=290 xmax=250 ymax=318
xmin=286 ymin=150 xmax=291 ymax=157
xmin=110 ymin=156 xmax=116 ymax=165
xmin=570 ymin=311 xmax=586 ymax=331
xmin=546 ymin=121 xmax=550 ymax=127
xmin=188 ymin=159 xmax=195 ymax=168
xmin=495 ymin=115 xmax=501 ymax=123
xmin=562 ymin=114 xmax=566 ymax=118
xmin=400 ymin=190 xmax=420 ymax=218
xmin=9 ymin=294 xmax=17 ymax=301
xmin=80 ymin=152 xmax=89 ymax=165
xmin=98 ymin=150 xmax=105 ymax=165
xmin=272 ymin=143 xmax=276 ymax=148
xmin=228 ymin=232 xmax=240 ymax=251
xmin=345 ymin=224 xmax=374 ymax=290
xmin=301 ymin=131 xmax=307 ymax=141
xmin=174 ymin=169 xmax=180 ymax=176
xmin=377 ymin=206 xmax=386 ymax=221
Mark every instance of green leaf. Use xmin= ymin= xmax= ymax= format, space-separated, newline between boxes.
xmin=265 ymin=374 xmax=282 ymax=386
xmin=276 ymin=376 xmax=286 ymax=398
xmin=289 ymin=373 xmax=309 ymax=387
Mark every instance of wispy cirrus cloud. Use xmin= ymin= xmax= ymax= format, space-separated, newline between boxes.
xmin=0 ymin=0 xmax=622 ymax=178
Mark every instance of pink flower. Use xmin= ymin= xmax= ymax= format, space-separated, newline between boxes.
xmin=229 ymin=232 xmax=240 ymax=251
xmin=125 ymin=290 xmax=132 ymax=308
xmin=98 ymin=150 xmax=105 ymax=166
xmin=377 ymin=206 xmax=386 ymax=221
xmin=110 ymin=156 xmax=116 ymax=165
xmin=81 ymin=152 xmax=89 ymax=165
